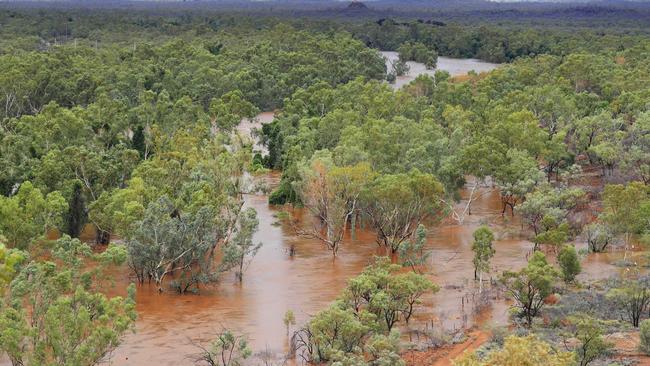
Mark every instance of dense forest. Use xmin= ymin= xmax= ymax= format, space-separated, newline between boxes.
xmin=0 ymin=1 xmax=649 ymax=366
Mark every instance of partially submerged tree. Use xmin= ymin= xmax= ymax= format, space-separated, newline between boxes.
xmin=472 ymin=226 xmax=495 ymax=293
xmin=398 ymin=224 xmax=430 ymax=272
xmin=582 ymin=223 xmax=614 ymax=253
xmin=517 ymin=185 xmax=585 ymax=236
xmin=219 ymin=207 xmax=261 ymax=282
xmin=126 ymin=197 xmax=221 ymax=293
xmin=294 ymin=154 xmax=372 ymax=256
xmin=494 ymin=149 xmax=544 ymax=216
xmin=193 ymin=329 xmax=252 ymax=366
xmin=600 ymin=182 xmax=649 ymax=261
xmin=363 ymin=170 xmax=443 ymax=253
xmin=209 ymin=90 xmax=259 ymax=132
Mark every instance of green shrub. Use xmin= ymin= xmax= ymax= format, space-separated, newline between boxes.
xmin=640 ymin=319 xmax=650 ymax=354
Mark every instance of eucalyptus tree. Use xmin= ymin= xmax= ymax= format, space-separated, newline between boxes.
xmin=600 ymin=182 xmax=649 ymax=260
xmin=501 ymin=251 xmax=558 ymax=326
xmin=363 ymin=171 xmax=444 ymax=253
xmin=0 ymin=181 xmax=67 ymax=248
xmin=294 ymin=153 xmax=373 ymax=256
xmin=472 ymin=226 xmax=495 ymax=293
xmin=494 ymin=149 xmax=544 ymax=216
xmin=0 ymin=236 xmax=136 ymax=366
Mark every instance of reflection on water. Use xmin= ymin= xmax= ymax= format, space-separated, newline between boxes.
xmin=381 ymin=51 xmax=500 ymax=89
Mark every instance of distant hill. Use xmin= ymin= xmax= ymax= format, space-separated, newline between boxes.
xmin=347 ymin=1 xmax=369 ymax=10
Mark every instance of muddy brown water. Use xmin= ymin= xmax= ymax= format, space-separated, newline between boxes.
xmin=104 ymin=178 xmax=624 ymax=365
xmin=0 ymin=112 xmax=628 ymax=366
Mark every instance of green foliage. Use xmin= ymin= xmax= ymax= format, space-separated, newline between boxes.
xmin=364 ymin=171 xmax=444 ymax=253
xmin=517 ymin=185 xmax=585 ymax=237
xmin=0 ymin=240 xmax=26 ymax=293
xmin=295 ymin=156 xmax=373 ymax=255
xmin=453 ymin=335 xmax=575 ymax=366
xmin=568 ymin=316 xmax=612 ymax=366
xmin=304 ymin=304 xmax=371 ymax=363
xmin=126 ymin=196 xmax=220 ymax=293
xmin=0 ymin=181 xmax=67 ymax=248
xmin=472 ymin=226 xmax=495 ymax=289
xmin=558 ymin=245 xmax=581 ymax=283
xmin=582 ymin=223 xmax=614 ymax=253
xmin=283 ymin=309 xmax=296 ymax=334
xmin=219 ymin=207 xmax=261 ymax=282
xmin=342 ymin=257 xmax=438 ymax=329
xmin=534 ymin=216 xmax=570 ymax=249
xmin=0 ymin=236 xmax=136 ymax=366
xmin=209 ymin=90 xmax=259 ymax=132
xmin=494 ymin=149 xmax=544 ymax=216
xmin=501 ymin=251 xmax=558 ymax=326
xmin=398 ymin=41 xmax=438 ymax=69
xmin=601 ymin=182 xmax=650 ymax=242
xmin=297 ymin=257 xmax=437 ymax=363
xmin=606 ymin=279 xmax=650 ymax=327
xmin=398 ymin=224 xmax=430 ymax=271
xmin=195 ymin=329 xmax=252 ymax=366
xmin=640 ymin=319 xmax=650 ymax=355
xmin=364 ymin=331 xmax=405 ymax=366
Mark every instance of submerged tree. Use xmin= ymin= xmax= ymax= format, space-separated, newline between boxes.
xmin=582 ymin=223 xmax=614 ymax=253
xmin=126 ymin=197 xmax=220 ymax=293
xmin=294 ymin=154 xmax=372 ymax=256
xmin=219 ymin=207 xmax=261 ymax=282
xmin=193 ymin=329 xmax=252 ymax=366
xmin=398 ymin=224 xmax=430 ymax=272
xmin=364 ymin=171 xmax=443 ymax=253
xmin=472 ymin=226 xmax=495 ymax=293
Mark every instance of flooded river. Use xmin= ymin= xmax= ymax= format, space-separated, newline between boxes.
xmin=103 ymin=120 xmax=623 ymax=365
xmin=0 ymin=110 xmax=626 ymax=366
xmin=381 ymin=51 xmax=500 ymax=89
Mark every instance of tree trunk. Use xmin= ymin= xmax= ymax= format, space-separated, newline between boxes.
xmin=95 ymin=227 xmax=110 ymax=245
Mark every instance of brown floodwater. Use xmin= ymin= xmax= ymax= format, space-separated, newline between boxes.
xmin=0 ymin=113 xmax=629 ymax=366
xmin=103 ymin=178 xmax=625 ymax=365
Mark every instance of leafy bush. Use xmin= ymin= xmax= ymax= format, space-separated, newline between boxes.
xmin=640 ymin=319 xmax=650 ymax=355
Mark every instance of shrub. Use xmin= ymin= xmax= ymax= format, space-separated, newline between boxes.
xmin=640 ymin=319 xmax=650 ymax=355
xmin=558 ymin=245 xmax=581 ymax=283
